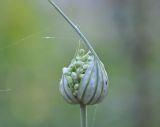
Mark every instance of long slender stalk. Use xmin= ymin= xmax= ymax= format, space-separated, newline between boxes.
xmin=48 ymin=0 xmax=100 ymax=62
xmin=80 ymin=104 xmax=87 ymax=127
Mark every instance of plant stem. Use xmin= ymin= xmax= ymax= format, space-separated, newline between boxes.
xmin=80 ymin=104 xmax=87 ymax=127
xmin=48 ymin=0 xmax=100 ymax=62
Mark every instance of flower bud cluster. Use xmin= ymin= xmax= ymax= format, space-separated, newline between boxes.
xmin=60 ymin=49 xmax=108 ymax=105
xmin=63 ymin=49 xmax=93 ymax=97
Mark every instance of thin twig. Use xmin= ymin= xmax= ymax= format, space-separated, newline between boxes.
xmin=48 ymin=0 xmax=100 ymax=62
xmin=80 ymin=104 xmax=88 ymax=127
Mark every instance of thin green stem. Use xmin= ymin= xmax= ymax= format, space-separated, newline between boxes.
xmin=48 ymin=0 xmax=101 ymax=62
xmin=80 ymin=104 xmax=88 ymax=127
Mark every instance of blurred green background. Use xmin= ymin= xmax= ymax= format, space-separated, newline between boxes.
xmin=0 ymin=0 xmax=160 ymax=127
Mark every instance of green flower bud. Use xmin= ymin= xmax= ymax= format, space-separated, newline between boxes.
xmin=74 ymin=84 xmax=79 ymax=90
xmin=81 ymin=54 xmax=89 ymax=62
xmin=83 ymin=64 xmax=88 ymax=70
xmin=76 ymin=56 xmax=81 ymax=61
xmin=76 ymin=68 xmax=84 ymax=74
xmin=60 ymin=49 xmax=108 ymax=105
xmin=63 ymin=67 xmax=69 ymax=74
xmin=66 ymin=76 xmax=73 ymax=88
xmin=79 ymin=49 xmax=85 ymax=56
xmin=73 ymin=90 xmax=78 ymax=96
xmin=88 ymin=56 xmax=94 ymax=61
xmin=79 ymin=74 xmax=85 ymax=79
xmin=71 ymin=72 xmax=77 ymax=80
xmin=75 ymin=61 xmax=83 ymax=68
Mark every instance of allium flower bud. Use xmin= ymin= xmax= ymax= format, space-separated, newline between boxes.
xmin=60 ymin=49 xmax=108 ymax=105
xmin=48 ymin=1 xmax=109 ymax=126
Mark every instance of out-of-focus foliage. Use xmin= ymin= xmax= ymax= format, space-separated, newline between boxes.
xmin=0 ymin=0 xmax=160 ymax=127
